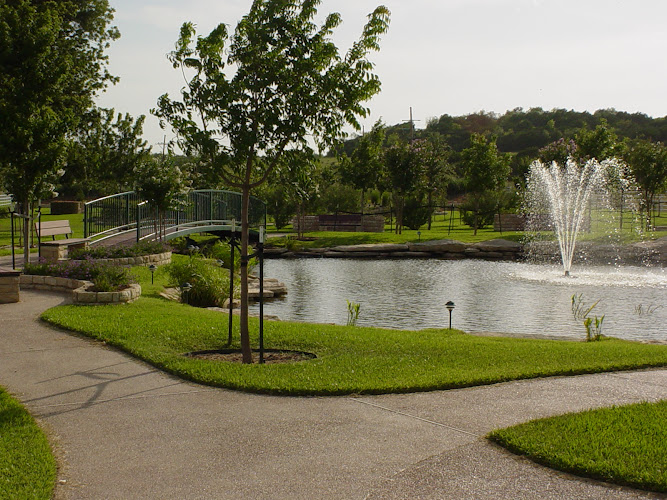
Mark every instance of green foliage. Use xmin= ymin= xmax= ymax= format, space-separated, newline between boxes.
xmin=571 ymin=293 xmax=605 ymax=341
xmin=460 ymin=193 xmax=497 ymax=230
xmin=0 ymin=387 xmax=56 ymax=499
xmin=90 ymin=265 xmax=135 ymax=292
xmin=383 ymin=141 xmax=424 ymax=233
xmin=63 ymin=108 xmax=150 ymax=198
xmin=41 ymin=295 xmax=667 ymax=395
xmin=346 ymin=300 xmax=360 ymax=326
xmin=402 ymin=195 xmax=430 ymax=230
xmin=69 ymin=240 xmax=169 ymax=260
xmin=574 ymin=120 xmax=623 ymax=162
xmin=153 ymin=0 xmax=390 ymax=360
xmin=459 ymin=134 xmax=510 ymax=235
xmin=627 ymin=139 xmax=667 ymax=228
xmin=24 ymin=258 xmax=128 ymax=282
xmin=489 ymin=401 xmax=667 ymax=493
xmin=0 ymin=0 xmax=119 ymax=214
xmin=166 ymin=254 xmax=230 ymax=308
xmin=338 ymin=120 xmax=385 ymax=210
xmin=263 ymin=184 xmax=297 ymax=230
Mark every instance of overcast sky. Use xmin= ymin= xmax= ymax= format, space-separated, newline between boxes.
xmin=96 ymin=0 xmax=667 ymax=151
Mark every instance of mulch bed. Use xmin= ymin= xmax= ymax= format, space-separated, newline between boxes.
xmin=185 ymin=349 xmax=316 ymax=364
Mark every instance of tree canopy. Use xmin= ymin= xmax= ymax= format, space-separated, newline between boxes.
xmin=0 ymin=0 xmax=119 ymax=259
xmin=155 ymin=0 xmax=390 ymax=363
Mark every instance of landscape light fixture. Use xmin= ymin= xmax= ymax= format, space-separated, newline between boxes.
xmin=182 ymin=282 xmax=192 ymax=305
xmin=417 ymin=230 xmax=421 ymax=242
xmin=445 ymin=301 xmax=455 ymax=329
xmin=148 ymin=264 xmax=157 ymax=284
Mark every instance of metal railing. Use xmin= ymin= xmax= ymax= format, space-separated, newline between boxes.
xmin=84 ymin=189 xmax=266 ymax=242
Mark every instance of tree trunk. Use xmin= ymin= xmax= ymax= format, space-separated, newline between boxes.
xmin=239 ymin=184 xmax=253 ymax=364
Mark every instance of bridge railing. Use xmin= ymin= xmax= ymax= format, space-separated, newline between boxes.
xmin=85 ymin=189 xmax=266 ymax=242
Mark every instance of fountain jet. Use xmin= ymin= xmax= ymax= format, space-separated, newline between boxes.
xmin=526 ymin=159 xmax=613 ymax=276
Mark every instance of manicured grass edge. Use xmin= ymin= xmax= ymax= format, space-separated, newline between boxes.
xmin=0 ymin=386 xmax=57 ymax=499
xmin=487 ymin=401 xmax=667 ymax=493
xmin=40 ymin=295 xmax=667 ymax=396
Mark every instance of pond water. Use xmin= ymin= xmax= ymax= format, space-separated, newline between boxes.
xmin=250 ymin=258 xmax=667 ymax=342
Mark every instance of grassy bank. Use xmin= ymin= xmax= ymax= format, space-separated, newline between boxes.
xmin=0 ymin=387 xmax=56 ymax=499
xmin=41 ymin=282 xmax=667 ymax=395
xmin=489 ymin=400 xmax=667 ymax=493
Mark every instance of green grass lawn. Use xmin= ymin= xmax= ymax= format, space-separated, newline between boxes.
xmin=0 ymin=387 xmax=56 ymax=499
xmin=40 ymin=265 xmax=667 ymax=396
xmin=489 ymin=400 xmax=667 ymax=493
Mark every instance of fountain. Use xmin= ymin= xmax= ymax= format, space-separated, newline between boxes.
xmin=525 ymin=158 xmax=626 ymax=276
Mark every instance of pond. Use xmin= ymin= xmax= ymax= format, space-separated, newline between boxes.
xmin=250 ymin=258 xmax=667 ymax=342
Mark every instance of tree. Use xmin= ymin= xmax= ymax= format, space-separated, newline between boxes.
xmin=383 ymin=141 xmax=423 ymax=234
xmin=0 ymin=0 xmax=119 ymax=262
xmin=155 ymin=0 xmax=390 ymax=363
xmin=135 ymin=156 xmax=190 ymax=241
xmin=627 ymin=140 xmax=667 ymax=229
xmin=63 ymin=108 xmax=150 ymax=198
xmin=338 ymin=121 xmax=385 ymax=217
xmin=416 ymin=133 xmax=450 ymax=230
xmin=575 ymin=120 xmax=623 ymax=162
xmin=459 ymin=134 xmax=510 ymax=235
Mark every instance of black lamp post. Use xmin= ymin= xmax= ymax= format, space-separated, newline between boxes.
xmin=417 ymin=230 xmax=421 ymax=241
xmin=445 ymin=301 xmax=455 ymax=329
xmin=182 ymin=282 xmax=192 ymax=305
xmin=9 ymin=201 xmax=15 ymax=269
xmin=148 ymin=264 xmax=157 ymax=284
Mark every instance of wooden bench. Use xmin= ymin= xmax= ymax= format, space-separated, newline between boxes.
xmin=35 ymin=220 xmax=90 ymax=260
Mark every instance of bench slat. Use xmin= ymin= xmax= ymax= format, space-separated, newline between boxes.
xmin=35 ymin=220 xmax=73 ymax=239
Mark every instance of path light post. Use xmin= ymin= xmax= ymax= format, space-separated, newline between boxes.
xmin=446 ymin=301 xmax=455 ymax=329
xmin=417 ymin=230 xmax=421 ymax=242
xmin=148 ymin=264 xmax=157 ymax=284
xmin=182 ymin=282 xmax=192 ymax=305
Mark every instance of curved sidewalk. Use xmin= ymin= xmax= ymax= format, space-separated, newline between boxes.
xmin=1 ymin=291 xmax=665 ymax=499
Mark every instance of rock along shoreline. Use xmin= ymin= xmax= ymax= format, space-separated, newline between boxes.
xmin=264 ymin=236 xmax=667 ymax=267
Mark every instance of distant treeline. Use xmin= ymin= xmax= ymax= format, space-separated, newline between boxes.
xmin=333 ymin=108 xmax=667 ymax=177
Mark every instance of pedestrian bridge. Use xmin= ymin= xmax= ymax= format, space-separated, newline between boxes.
xmin=84 ymin=190 xmax=266 ymax=246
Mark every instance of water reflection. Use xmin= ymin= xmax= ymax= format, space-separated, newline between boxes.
xmin=250 ymin=259 xmax=667 ymax=342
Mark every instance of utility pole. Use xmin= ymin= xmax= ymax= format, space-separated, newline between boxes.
xmin=157 ymin=135 xmax=168 ymax=161
xmin=402 ymin=107 xmax=420 ymax=142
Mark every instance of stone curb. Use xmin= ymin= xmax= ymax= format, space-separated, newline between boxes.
xmin=19 ymin=275 xmax=141 ymax=304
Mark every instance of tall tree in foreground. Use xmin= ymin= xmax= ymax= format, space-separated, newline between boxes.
xmin=0 ymin=0 xmax=119 ymax=262
xmin=155 ymin=0 xmax=390 ymax=363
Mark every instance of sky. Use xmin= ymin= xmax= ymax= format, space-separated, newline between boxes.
xmin=96 ymin=0 xmax=667 ymax=151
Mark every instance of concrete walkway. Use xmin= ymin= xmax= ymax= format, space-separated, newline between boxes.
xmin=1 ymin=291 xmax=665 ymax=499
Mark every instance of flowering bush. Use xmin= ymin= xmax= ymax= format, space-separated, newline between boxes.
xmin=69 ymin=241 xmax=170 ymax=260
xmin=23 ymin=258 xmax=136 ymax=292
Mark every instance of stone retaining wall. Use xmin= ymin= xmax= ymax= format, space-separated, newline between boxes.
xmin=0 ymin=268 xmax=21 ymax=304
xmin=72 ymin=251 xmax=172 ymax=267
xmin=265 ymin=236 xmax=666 ymax=266
xmin=265 ymin=239 xmax=523 ymax=261
xmin=20 ymin=275 xmax=141 ymax=304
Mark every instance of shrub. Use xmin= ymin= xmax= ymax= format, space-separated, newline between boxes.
xmin=402 ymin=196 xmax=430 ymax=230
xmin=166 ymin=255 xmax=231 ymax=307
xmin=91 ymin=266 xmax=135 ymax=292
xmin=23 ymin=258 xmax=136 ymax=292
xmin=69 ymin=241 xmax=169 ymax=260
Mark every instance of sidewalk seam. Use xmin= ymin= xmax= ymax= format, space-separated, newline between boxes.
xmin=349 ymin=397 xmax=481 ymax=438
